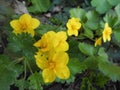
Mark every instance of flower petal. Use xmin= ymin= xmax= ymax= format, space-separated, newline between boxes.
xmin=67 ymin=29 xmax=78 ymax=36
xmin=27 ymin=29 xmax=35 ymax=37
xmin=55 ymin=66 xmax=70 ymax=79
xmin=30 ymin=18 xmax=40 ymax=29
xmin=102 ymin=23 xmax=112 ymax=42
xmin=55 ymin=41 xmax=69 ymax=52
xmin=10 ymin=20 xmax=20 ymax=30
xmin=52 ymin=52 xmax=69 ymax=65
xmin=35 ymin=51 xmax=48 ymax=69
xmin=56 ymin=31 xmax=67 ymax=40
xmin=19 ymin=14 xmax=31 ymax=25
xmin=42 ymin=68 xmax=56 ymax=83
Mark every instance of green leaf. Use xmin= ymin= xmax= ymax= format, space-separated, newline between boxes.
xmin=67 ymin=58 xmax=86 ymax=83
xmin=85 ymin=21 xmax=99 ymax=30
xmin=15 ymin=79 xmax=29 ymax=90
xmin=103 ymin=10 xmax=118 ymax=27
xmin=115 ymin=4 xmax=120 ymax=24
xmin=98 ymin=47 xmax=108 ymax=62
xmin=91 ymin=0 xmax=112 ymax=14
xmin=68 ymin=58 xmax=86 ymax=75
xmin=36 ymin=24 xmax=60 ymax=35
xmin=83 ymin=56 xmax=98 ymax=70
xmin=80 ymin=77 xmax=96 ymax=90
xmin=95 ymin=73 xmax=109 ymax=87
xmin=98 ymin=61 xmax=120 ymax=81
xmin=8 ymin=33 xmax=37 ymax=60
xmin=107 ymin=0 xmax=120 ymax=6
xmin=114 ymin=31 xmax=120 ymax=42
xmin=68 ymin=39 xmax=85 ymax=60
xmin=28 ymin=72 xmax=43 ymax=90
xmin=78 ymin=43 xmax=95 ymax=56
xmin=69 ymin=8 xmax=86 ymax=22
xmin=0 ymin=55 xmax=23 ymax=90
xmin=83 ymin=25 xmax=94 ymax=39
xmin=28 ymin=0 xmax=51 ymax=13
xmin=85 ymin=10 xmax=99 ymax=30
xmin=86 ymin=10 xmax=99 ymax=22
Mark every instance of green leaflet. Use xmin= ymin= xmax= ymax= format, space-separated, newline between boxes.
xmin=114 ymin=31 xmax=120 ymax=42
xmin=83 ymin=56 xmax=98 ymax=70
xmin=28 ymin=72 xmax=43 ymax=90
xmin=28 ymin=0 xmax=51 ymax=13
xmin=68 ymin=39 xmax=85 ymax=60
xmin=98 ymin=61 xmax=120 ymax=81
xmin=69 ymin=8 xmax=86 ymax=22
xmin=80 ymin=77 xmax=96 ymax=90
xmin=83 ymin=25 xmax=94 ymax=39
xmin=91 ymin=0 xmax=112 ymax=14
xmin=68 ymin=58 xmax=86 ymax=75
xmin=0 ymin=55 xmax=23 ymax=90
xmin=15 ymin=79 xmax=29 ymax=90
xmin=85 ymin=10 xmax=99 ymax=30
xmin=78 ymin=43 xmax=95 ymax=56
xmin=91 ymin=0 xmax=120 ymax=14
xmin=115 ymin=4 xmax=120 ymax=24
xmin=98 ymin=47 xmax=108 ymax=62
xmin=67 ymin=58 xmax=86 ymax=83
xmin=107 ymin=0 xmax=120 ymax=6
xmin=7 ymin=33 xmax=37 ymax=60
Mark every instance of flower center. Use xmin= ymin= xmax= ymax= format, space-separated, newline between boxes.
xmin=21 ymin=23 xmax=27 ymax=30
xmin=71 ymin=24 xmax=76 ymax=30
xmin=48 ymin=62 xmax=55 ymax=69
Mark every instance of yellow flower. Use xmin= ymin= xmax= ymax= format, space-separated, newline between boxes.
xmin=102 ymin=23 xmax=112 ymax=42
xmin=94 ymin=37 xmax=102 ymax=47
xmin=66 ymin=17 xmax=81 ymax=36
xmin=35 ymin=51 xmax=70 ymax=83
xmin=34 ymin=31 xmax=57 ymax=52
xmin=34 ymin=31 xmax=69 ymax=52
xmin=10 ymin=13 xmax=40 ymax=37
xmin=55 ymin=31 xmax=69 ymax=52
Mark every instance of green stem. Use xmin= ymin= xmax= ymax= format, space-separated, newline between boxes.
xmin=26 ymin=59 xmax=33 ymax=74
xmin=24 ymin=58 xmax=27 ymax=80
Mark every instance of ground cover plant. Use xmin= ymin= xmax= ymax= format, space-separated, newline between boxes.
xmin=0 ymin=0 xmax=120 ymax=90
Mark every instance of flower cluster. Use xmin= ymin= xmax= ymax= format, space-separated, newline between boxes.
xmin=34 ymin=31 xmax=70 ymax=83
xmin=10 ymin=14 xmax=40 ymax=37
xmin=95 ymin=23 xmax=112 ymax=47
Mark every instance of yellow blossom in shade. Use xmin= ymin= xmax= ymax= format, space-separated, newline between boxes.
xmin=34 ymin=31 xmax=57 ymax=52
xmin=102 ymin=23 xmax=112 ymax=42
xmin=66 ymin=17 xmax=81 ymax=36
xmin=35 ymin=51 xmax=70 ymax=83
xmin=10 ymin=13 xmax=40 ymax=37
xmin=34 ymin=31 xmax=69 ymax=52
xmin=95 ymin=37 xmax=102 ymax=47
